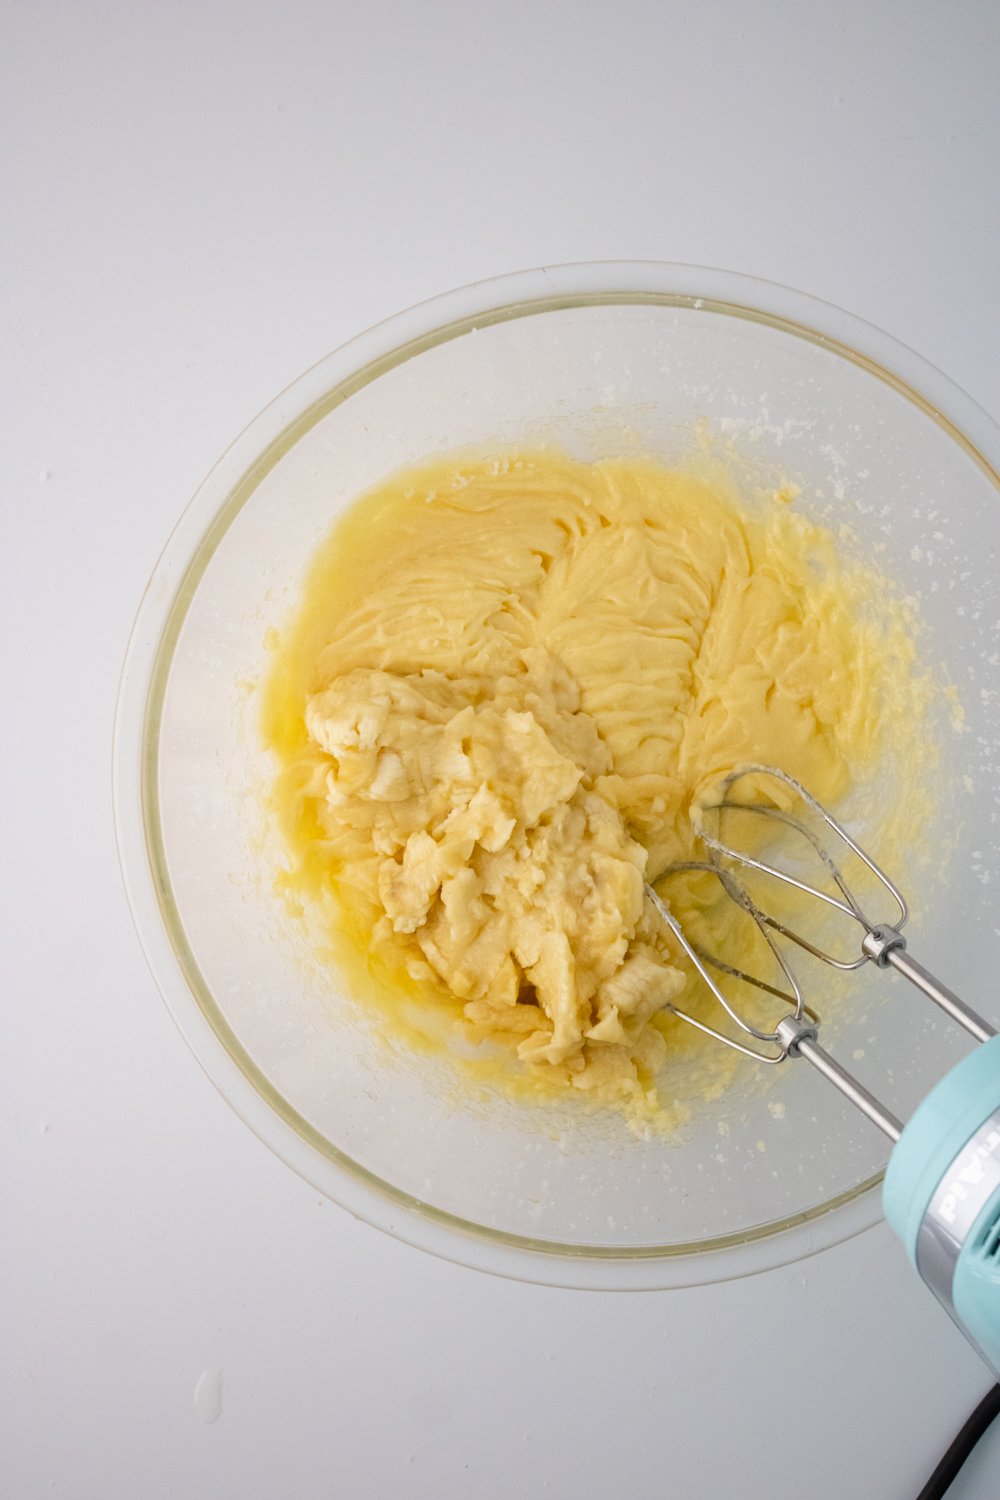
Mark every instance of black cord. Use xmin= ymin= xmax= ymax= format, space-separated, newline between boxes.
xmin=915 ymin=1383 xmax=1000 ymax=1500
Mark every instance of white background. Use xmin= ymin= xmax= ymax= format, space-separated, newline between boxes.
xmin=4 ymin=2 xmax=1000 ymax=1496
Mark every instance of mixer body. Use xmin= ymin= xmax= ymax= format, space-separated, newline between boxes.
xmin=884 ymin=1035 xmax=1000 ymax=1376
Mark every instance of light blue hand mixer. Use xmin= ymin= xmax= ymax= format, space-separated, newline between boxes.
xmin=647 ymin=766 xmax=1000 ymax=1374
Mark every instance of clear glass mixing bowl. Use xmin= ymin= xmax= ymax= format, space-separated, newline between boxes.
xmin=114 ymin=263 xmax=1000 ymax=1288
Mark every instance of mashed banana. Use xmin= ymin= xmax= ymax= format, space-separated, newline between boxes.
xmin=263 ymin=452 xmax=928 ymax=1112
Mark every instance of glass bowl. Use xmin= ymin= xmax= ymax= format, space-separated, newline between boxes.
xmin=114 ymin=262 xmax=1000 ymax=1289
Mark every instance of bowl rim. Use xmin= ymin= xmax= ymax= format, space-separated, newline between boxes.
xmin=112 ymin=259 xmax=1000 ymax=1290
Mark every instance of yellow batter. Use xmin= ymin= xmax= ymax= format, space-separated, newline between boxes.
xmin=262 ymin=451 xmax=929 ymax=1116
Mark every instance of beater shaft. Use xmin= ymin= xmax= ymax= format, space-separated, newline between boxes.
xmin=886 ymin=947 xmax=995 ymax=1045
xmin=774 ymin=1013 xmax=903 ymax=1140
xmin=860 ymin=922 xmax=995 ymax=1042
xmin=797 ymin=1039 xmax=903 ymax=1141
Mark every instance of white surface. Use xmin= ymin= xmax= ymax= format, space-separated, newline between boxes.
xmin=3 ymin=2 xmax=999 ymax=1496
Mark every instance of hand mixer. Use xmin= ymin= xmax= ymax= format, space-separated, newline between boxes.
xmin=647 ymin=765 xmax=1000 ymax=1376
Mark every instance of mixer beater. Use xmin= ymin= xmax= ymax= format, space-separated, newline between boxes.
xmin=648 ymin=765 xmax=1000 ymax=1374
